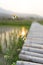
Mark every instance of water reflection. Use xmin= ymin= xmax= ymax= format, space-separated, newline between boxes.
xmin=0 ymin=27 xmax=28 ymax=53
xmin=21 ymin=27 xmax=27 ymax=37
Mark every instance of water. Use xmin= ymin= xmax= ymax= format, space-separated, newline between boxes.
xmin=0 ymin=26 xmax=28 ymax=53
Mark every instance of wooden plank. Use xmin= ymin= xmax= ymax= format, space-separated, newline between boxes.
xmin=22 ymin=47 xmax=43 ymax=54
xmin=24 ymin=43 xmax=43 ymax=49
xmin=16 ymin=61 xmax=42 ymax=65
xmin=27 ymin=36 xmax=43 ymax=38
xmin=19 ymin=54 xmax=43 ymax=63
xmin=26 ymin=40 xmax=43 ymax=44
xmin=20 ymin=50 xmax=43 ymax=58
xmin=24 ymin=39 xmax=43 ymax=45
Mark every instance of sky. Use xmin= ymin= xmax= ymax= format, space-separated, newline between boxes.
xmin=0 ymin=0 xmax=43 ymax=16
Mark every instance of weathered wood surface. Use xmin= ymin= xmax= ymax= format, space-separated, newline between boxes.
xmin=24 ymin=39 xmax=43 ymax=45
xmin=16 ymin=61 xmax=43 ymax=65
xmin=22 ymin=47 xmax=43 ymax=54
xmin=20 ymin=50 xmax=43 ymax=58
xmin=24 ymin=43 xmax=43 ymax=49
xmin=19 ymin=54 xmax=43 ymax=63
xmin=16 ymin=22 xmax=43 ymax=65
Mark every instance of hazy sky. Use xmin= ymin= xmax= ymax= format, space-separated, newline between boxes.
xmin=0 ymin=0 xmax=43 ymax=16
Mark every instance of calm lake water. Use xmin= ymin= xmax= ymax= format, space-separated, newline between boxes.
xmin=0 ymin=26 xmax=28 ymax=53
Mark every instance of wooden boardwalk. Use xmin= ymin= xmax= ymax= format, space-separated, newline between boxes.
xmin=16 ymin=22 xmax=43 ymax=65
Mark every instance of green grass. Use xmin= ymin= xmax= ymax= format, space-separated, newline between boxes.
xmin=0 ymin=19 xmax=43 ymax=27
xmin=38 ymin=20 xmax=43 ymax=25
xmin=4 ymin=36 xmax=25 ymax=65
xmin=0 ymin=19 xmax=32 ymax=26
